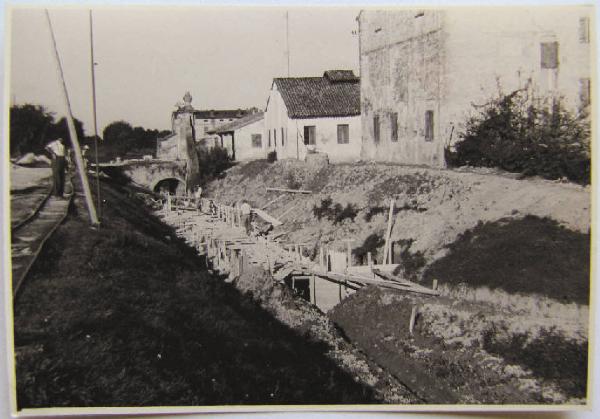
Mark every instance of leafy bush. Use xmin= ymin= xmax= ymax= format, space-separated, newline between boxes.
xmin=195 ymin=145 xmax=233 ymax=186
xmin=393 ymin=239 xmax=426 ymax=280
xmin=353 ymin=233 xmax=385 ymax=262
xmin=312 ymin=197 xmax=358 ymax=225
xmin=267 ymin=150 xmax=277 ymax=163
xmin=445 ymin=87 xmax=591 ymax=184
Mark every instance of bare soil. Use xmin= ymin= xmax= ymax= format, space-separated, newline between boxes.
xmin=205 ymin=159 xmax=590 ymax=405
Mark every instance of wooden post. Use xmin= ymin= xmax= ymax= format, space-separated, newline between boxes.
xmin=46 ymin=10 xmax=99 ymax=225
xmin=389 ymin=242 xmax=393 ymax=264
xmin=311 ymin=274 xmax=316 ymax=305
xmin=432 ymin=279 xmax=438 ymax=291
xmin=338 ymin=282 xmax=342 ymax=303
xmin=346 ymin=241 xmax=352 ymax=268
xmin=409 ymin=306 xmax=417 ymax=335
xmin=367 ymin=251 xmax=372 ymax=268
xmin=319 ymin=246 xmax=324 ymax=271
xmin=383 ymin=198 xmax=395 ymax=265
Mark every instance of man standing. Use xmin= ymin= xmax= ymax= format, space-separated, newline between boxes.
xmin=240 ymin=200 xmax=252 ymax=236
xmin=45 ymin=138 xmax=66 ymax=197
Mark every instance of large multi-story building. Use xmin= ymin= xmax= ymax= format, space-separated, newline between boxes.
xmin=358 ymin=7 xmax=592 ymax=167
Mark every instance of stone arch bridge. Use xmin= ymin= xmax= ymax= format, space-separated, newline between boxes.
xmin=97 ymin=160 xmax=187 ymax=194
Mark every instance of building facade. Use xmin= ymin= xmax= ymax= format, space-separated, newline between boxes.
xmin=358 ymin=7 xmax=592 ymax=167
xmin=264 ymin=70 xmax=362 ymax=163
xmin=212 ymin=112 xmax=266 ymax=161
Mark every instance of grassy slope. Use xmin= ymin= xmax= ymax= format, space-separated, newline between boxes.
xmin=13 ymin=180 xmax=375 ymax=408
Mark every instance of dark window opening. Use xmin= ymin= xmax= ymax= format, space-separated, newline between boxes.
xmin=541 ymin=42 xmax=559 ymax=69
xmin=251 ymin=134 xmax=262 ymax=148
xmin=274 ymin=129 xmax=277 ymax=147
xmin=425 ymin=110 xmax=434 ymax=142
xmin=579 ymin=17 xmax=590 ymax=43
xmin=303 ymin=125 xmax=316 ymax=145
xmin=268 ymin=130 xmax=271 ymax=147
xmin=373 ymin=115 xmax=380 ymax=143
xmin=281 ymin=127 xmax=285 ymax=146
xmin=390 ymin=112 xmax=398 ymax=142
xmin=337 ymin=124 xmax=349 ymax=144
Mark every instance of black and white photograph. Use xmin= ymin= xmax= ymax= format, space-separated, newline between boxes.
xmin=1 ymin=1 xmax=597 ymax=416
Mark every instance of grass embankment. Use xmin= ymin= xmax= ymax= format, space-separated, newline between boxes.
xmin=13 ymin=180 xmax=375 ymax=408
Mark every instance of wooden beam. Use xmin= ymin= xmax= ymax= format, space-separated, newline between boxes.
xmin=372 ymin=268 xmax=440 ymax=296
xmin=382 ymin=198 xmax=395 ymax=265
xmin=266 ymin=187 xmax=312 ymax=194
xmin=252 ymin=207 xmax=283 ymax=226
xmin=261 ymin=194 xmax=287 ymax=209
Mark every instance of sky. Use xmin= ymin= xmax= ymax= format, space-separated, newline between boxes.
xmin=9 ymin=6 xmax=360 ymax=135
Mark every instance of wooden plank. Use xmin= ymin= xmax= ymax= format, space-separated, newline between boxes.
xmin=261 ymin=194 xmax=287 ymax=209
xmin=372 ymin=268 xmax=440 ymax=295
xmin=252 ymin=208 xmax=283 ymax=227
xmin=382 ymin=198 xmax=395 ymax=265
xmin=266 ymin=187 xmax=312 ymax=194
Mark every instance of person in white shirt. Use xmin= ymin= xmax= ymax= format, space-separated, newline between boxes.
xmin=240 ymin=201 xmax=252 ymax=235
xmin=45 ymin=138 xmax=66 ymax=197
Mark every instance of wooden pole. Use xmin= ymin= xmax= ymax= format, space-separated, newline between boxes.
xmin=46 ymin=10 xmax=99 ymax=225
xmin=409 ymin=306 xmax=418 ymax=335
xmin=89 ymin=10 xmax=102 ymax=220
xmin=382 ymin=198 xmax=395 ymax=265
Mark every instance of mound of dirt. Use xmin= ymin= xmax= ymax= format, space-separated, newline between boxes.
xmin=423 ymin=216 xmax=590 ymax=304
xmin=330 ymin=286 xmax=587 ymax=404
xmin=206 ymin=160 xmax=589 ymax=291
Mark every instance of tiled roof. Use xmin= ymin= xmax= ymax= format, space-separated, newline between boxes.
xmin=273 ymin=70 xmax=360 ymax=119
xmin=212 ymin=111 xmax=264 ymax=134
xmin=193 ymin=109 xmax=249 ymax=119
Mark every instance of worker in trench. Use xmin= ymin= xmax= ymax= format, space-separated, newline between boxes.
xmin=240 ymin=200 xmax=252 ymax=235
xmin=45 ymin=137 xmax=66 ymax=198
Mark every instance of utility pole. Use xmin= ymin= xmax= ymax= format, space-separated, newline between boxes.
xmin=89 ymin=10 xmax=102 ymax=220
xmin=286 ymin=10 xmax=290 ymax=77
xmin=46 ymin=9 xmax=99 ymax=225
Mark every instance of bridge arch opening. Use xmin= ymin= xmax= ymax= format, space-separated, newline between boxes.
xmin=153 ymin=178 xmax=185 ymax=195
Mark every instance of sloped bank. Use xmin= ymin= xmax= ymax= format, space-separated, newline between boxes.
xmin=228 ymin=266 xmax=420 ymax=404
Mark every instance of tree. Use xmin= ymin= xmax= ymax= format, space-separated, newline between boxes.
xmin=48 ymin=116 xmax=85 ymax=145
xmin=102 ymin=121 xmax=133 ymax=144
xmin=9 ymin=104 xmax=55 ymax=156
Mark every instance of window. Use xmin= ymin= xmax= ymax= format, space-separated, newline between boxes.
xmin=373 ymin=116 xmax=380 ymax=143
xmin=337 ymin=124 xmax=349 ymax=144
xmin=273 ymin=129 xmax=277 ymax=147
xmin=281 ymin=127 xmax=285 ymax=146
xmin=251 ymin=134 xmax=262 ymax=148
xmin=540 ymin=42 xmax=559 ymax=69
xmin=579 ymin=17 xmax=590 ymax=43
xmin=580 ymin=78 xmax=591 ymax=108
xmin=390 ymin=113 xmax=398 ymax=142
xmin=268 ymin=130 xmax=271 ymax=147
xmin=303 ymin=125 xmax=316 ymax=145
xmin=425 ymin=110 xmax=434 ymax=142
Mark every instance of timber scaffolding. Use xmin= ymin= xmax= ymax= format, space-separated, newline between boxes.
xmin=158 ymin=193 xmax=440 ymax=311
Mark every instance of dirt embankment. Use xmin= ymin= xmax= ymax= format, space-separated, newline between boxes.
xmin=205 ymin=159 xmax=591 ymax=404
xmin=206 ymin=160 xmax=589 ymax=260
xmin=14 ymin=179 xmax=391 ymax=408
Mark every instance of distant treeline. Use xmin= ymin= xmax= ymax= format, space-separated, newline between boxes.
xmin=9 ymin=104 xmax=170 ymax=162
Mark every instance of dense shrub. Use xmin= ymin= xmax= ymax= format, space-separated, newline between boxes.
xmin=445 ymin=88 xmax=591 ymax=184
xmin=312 ymin=197 xmax=358 ymax=225
xmin=196 ymin=145 xmax=233 ymax=186
xmin=267 ymin=151 xmax=277 ymax=163
xmin=353 ymin=233 xmax=385 ymax=262
xmin=393 ymin=239 xmax=427 ymax=280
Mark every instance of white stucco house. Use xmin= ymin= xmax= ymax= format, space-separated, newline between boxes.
xmin=264 ymin=70 xmax=362 ymax=163
xmin=210 ymin=111 xmax=265 ymax=161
